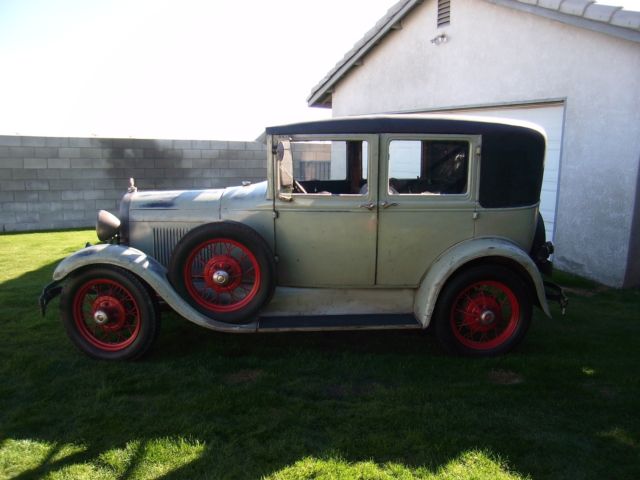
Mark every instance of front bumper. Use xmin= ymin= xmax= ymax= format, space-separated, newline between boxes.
xmin=39 ymin=281 xmax=62 ymax=316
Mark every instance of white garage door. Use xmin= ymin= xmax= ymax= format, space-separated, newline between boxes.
xmin=437 ymin=103 xmax=564 ymax=242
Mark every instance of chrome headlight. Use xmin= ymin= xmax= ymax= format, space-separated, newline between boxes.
xmin=96 ymin=210 xmax=121 ymax=241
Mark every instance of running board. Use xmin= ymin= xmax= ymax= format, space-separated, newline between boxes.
xmin=257 ymin=314 xmax=421 ymax=332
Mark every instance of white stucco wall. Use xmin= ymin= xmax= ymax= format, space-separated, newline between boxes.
xmin=330 ymin=0 xmax=640 ymax=287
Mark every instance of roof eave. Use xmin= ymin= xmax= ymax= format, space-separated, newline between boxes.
xmin=485 ymin=0 xmax=640 ymax=43
xmin=307 ymin=0 xmax=424 ymax=108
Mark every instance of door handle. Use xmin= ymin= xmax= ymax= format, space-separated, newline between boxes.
xmin=359 ymin=202 xmax=376 ymax=210
xmin=380 ymin=201 xmax=398 ymax=209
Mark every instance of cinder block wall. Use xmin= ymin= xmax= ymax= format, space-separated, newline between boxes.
xmin=0 ymin=136 xmax=267 ymax=232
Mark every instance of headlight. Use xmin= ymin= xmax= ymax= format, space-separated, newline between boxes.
xmin=96 ymin=210 xmax=121 ymax=241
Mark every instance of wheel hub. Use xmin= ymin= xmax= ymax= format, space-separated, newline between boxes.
xmin=212 ymin=270 xmax=230 ymax=286
xmin=91 ymin=295 xmax=126 ymax=331
xmin=479 ymin=309 xmax=496 ymax=325
xmin=203 ymin=255 xmax=243 ymax=292
xmin=93 ymin=309 xmax=109 ymax=325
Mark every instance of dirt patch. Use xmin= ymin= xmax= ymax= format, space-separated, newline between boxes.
xmin=224 ymin=369 xmax=263 ymax=385
xmin=488 ymin=369 xmax=524 ymax=385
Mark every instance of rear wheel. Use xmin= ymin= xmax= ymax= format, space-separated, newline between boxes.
xmin=434 ymin=265 xmax=532 ymax=356
xmin=60 ymin=266 xmax=159 ymax=360
xmin=168 ymin=222 xmax=275 ymax=323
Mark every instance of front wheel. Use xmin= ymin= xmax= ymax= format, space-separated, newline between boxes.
xmin=60 ymin=266 xmax=160 ymax=360
xmin=434 ymin=265 xmax=532 ymax=356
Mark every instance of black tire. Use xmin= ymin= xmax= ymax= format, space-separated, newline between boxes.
xmin=434 ymin=265 xmax=532 ymax=356
xmin=168 ymin=221 xmax=275 ymax=324
xmin=60 ymin=266 xmax=160 ymax=361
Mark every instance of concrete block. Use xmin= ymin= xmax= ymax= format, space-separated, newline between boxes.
xmin=143 ymin=168 xmax=166 ymax=179
xmin=70 ymin=158 xmax=94 ymax=168
xmin=0 ymin=169 xmax=12 ymax=179
xmin=45 ymin=137 xmax=69 ymax=147
xmin=72 ymin=179 xmax=95 ymax=190
xmin=192 ymin=178 xmax=213 ymax=188
xmin=61 ymin=190 xmax=84 ymax=200
xmin=0 ymin=180 xmax=25 ymax=191
xmin=1 ymin=158 xmax=24 ymax=169
xmin=58 ymin=147 xmax=82 ymax=158
xmin=8 ymin=147 xmax=35 ymax=157
xmin=94 ymin=199 xmax=117 ymax=210
xmin=21 ymin=137 xmax=47 ymax=147
xmin=245 ymin=142 xmax=265 ymax=151
xmin=0 ymin=192 xmax=14 ymax=201
xmin=0 ymin=212 xmax=16 ymax=224
xmin=2 ymin=202 xmax=28 ymax=212
xmin=71 ymin=200 xmax=94 ymax=211
xmin=27 ymin=201 xmax=63 ymax=213
xmin=48 ymin=158 xmax=70 ymax=168
xmin=0 ymin=136 xmax=21 ymax=146
xmin=210 ymin=141 xmax=229 ymax=150
xmin=39 ymin=191 xmax=62 ymax=201
xmin=16 ymin=213 xmax=39 ymax=223
xmin=11 ymin=169 xmax=39 ymax=180
xmin=152 ymin=139 xmax=173 ymax=149
xmin=192 ymin=158 xmax=212 ymax=169
xmin=83 ymin=190 xmax=104 ymax=200
xmin=34 ymin=147 xmax=58 ymax=158
xmin=183 ymin=149 xmax=202 ymax=159
xmin=25 ymin=180 xmax=50 ymax=190
xmin=24 ymin=158 xmax=47 ymax=169
xmin=132 ymin=158 xmax=154 ymax=169
xmin=37 ymin=169 xmax=62 ymax=179
xmin=212 ymin=159 xmax=229 ymax=169
xmin=173 ymin=140 xmax=192 ymax=149
xmin=192 ymin=140 xmax=211 ymax=149
xmin=69 ymin=138 xmax=93 ymax=147
xmin=201 ymin=149 xmax=220 ymax=160
xmin=79 ymin=148 xmax=102 ymax=159
xmin=63 ymin=210 xmax=86 ymax=221
xmin=0 ymin=147 xmax=9 ymax=158
xmin=48 ymin=179 xmax=73 ymax=190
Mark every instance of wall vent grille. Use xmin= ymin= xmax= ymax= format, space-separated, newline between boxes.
xmin=153 ymin=227 xmax=191 ymax=268
xmin=438 ymin=0 xmax=451 ymax=27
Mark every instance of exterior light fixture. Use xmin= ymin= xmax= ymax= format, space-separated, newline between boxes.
xmin=430 ymin=33 xmax=448 ymax=45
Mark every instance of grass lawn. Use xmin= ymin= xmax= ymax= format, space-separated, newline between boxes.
xmin=0 ymin=229 xmax=638 ymax=479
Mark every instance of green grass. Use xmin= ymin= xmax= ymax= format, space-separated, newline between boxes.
xmin=0 ymin=230 xmax=638 ymax=479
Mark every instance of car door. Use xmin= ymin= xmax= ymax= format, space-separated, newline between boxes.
xmin=376 ymin=134 xmax=480 ymax=286
xmin=273 ymin=134 xmax=379 ymax=287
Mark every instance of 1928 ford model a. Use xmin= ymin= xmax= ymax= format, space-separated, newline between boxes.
xmin=40 ymin=115 xmax=564 ymax=360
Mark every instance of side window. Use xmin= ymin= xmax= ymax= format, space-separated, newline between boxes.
xmin=388 ymin=140 xmax=468 ymax=195
xmin=283 ymin=140 xmax=369 ymax=195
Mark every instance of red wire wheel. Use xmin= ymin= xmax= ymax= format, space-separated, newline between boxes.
xmin=183 ymin=238 xmax=261 ymax=313
xmin=72 ymin=278 xmax=141 ymax=351
xmin=435 ymin=265 xmax=532 ymax=356
xmin=168 ymin=222 xmax=276 ymax=323
xmin=60 ymin=267 xmax=159 ymax=360
xmin=450 ymin=280 xmax=519 ymax=351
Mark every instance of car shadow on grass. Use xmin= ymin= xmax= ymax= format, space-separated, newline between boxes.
xmin=1 ymin=263 xmax=639 ymax=479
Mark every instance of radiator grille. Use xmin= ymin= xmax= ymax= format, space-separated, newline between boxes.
xmin=153 ymin=227 xmax=191 ymax=268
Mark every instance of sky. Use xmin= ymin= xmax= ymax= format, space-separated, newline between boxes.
xmin=0 ymin=0 xmax=638 ymax=141
xmin=0 ymin=0 xmax=393 ymax=141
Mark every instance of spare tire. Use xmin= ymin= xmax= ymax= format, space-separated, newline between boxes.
xmin=168 ymin=221 xmax=276 ymax=324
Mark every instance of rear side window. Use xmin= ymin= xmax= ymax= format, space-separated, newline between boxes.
xmin=388 ymin=140 xmax=468 ymax=195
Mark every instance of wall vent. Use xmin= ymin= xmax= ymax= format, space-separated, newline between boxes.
xmin=437 ymin=0 xmax=451 ymax=28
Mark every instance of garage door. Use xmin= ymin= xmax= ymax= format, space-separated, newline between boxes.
xmin=436 ymin=103 xmax=564 ymax=242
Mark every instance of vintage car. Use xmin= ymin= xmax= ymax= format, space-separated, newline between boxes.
xmin=40 ymin=115 xmax=565 ymax=360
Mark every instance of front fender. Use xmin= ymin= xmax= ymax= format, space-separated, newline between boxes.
xmin=413 ymin=237 xmax=551 ymax=327
xmin=51 ymin=244 xmax=257 ymax=333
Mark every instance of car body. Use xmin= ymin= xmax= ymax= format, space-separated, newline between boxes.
xmin=41 ymin=115 xmax=564 ymax=360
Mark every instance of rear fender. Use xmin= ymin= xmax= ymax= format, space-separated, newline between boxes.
xmin=51 ymin=244 xmax=257 ymax=333
xmin=414 ymin=237 xmax=551 ymax=327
